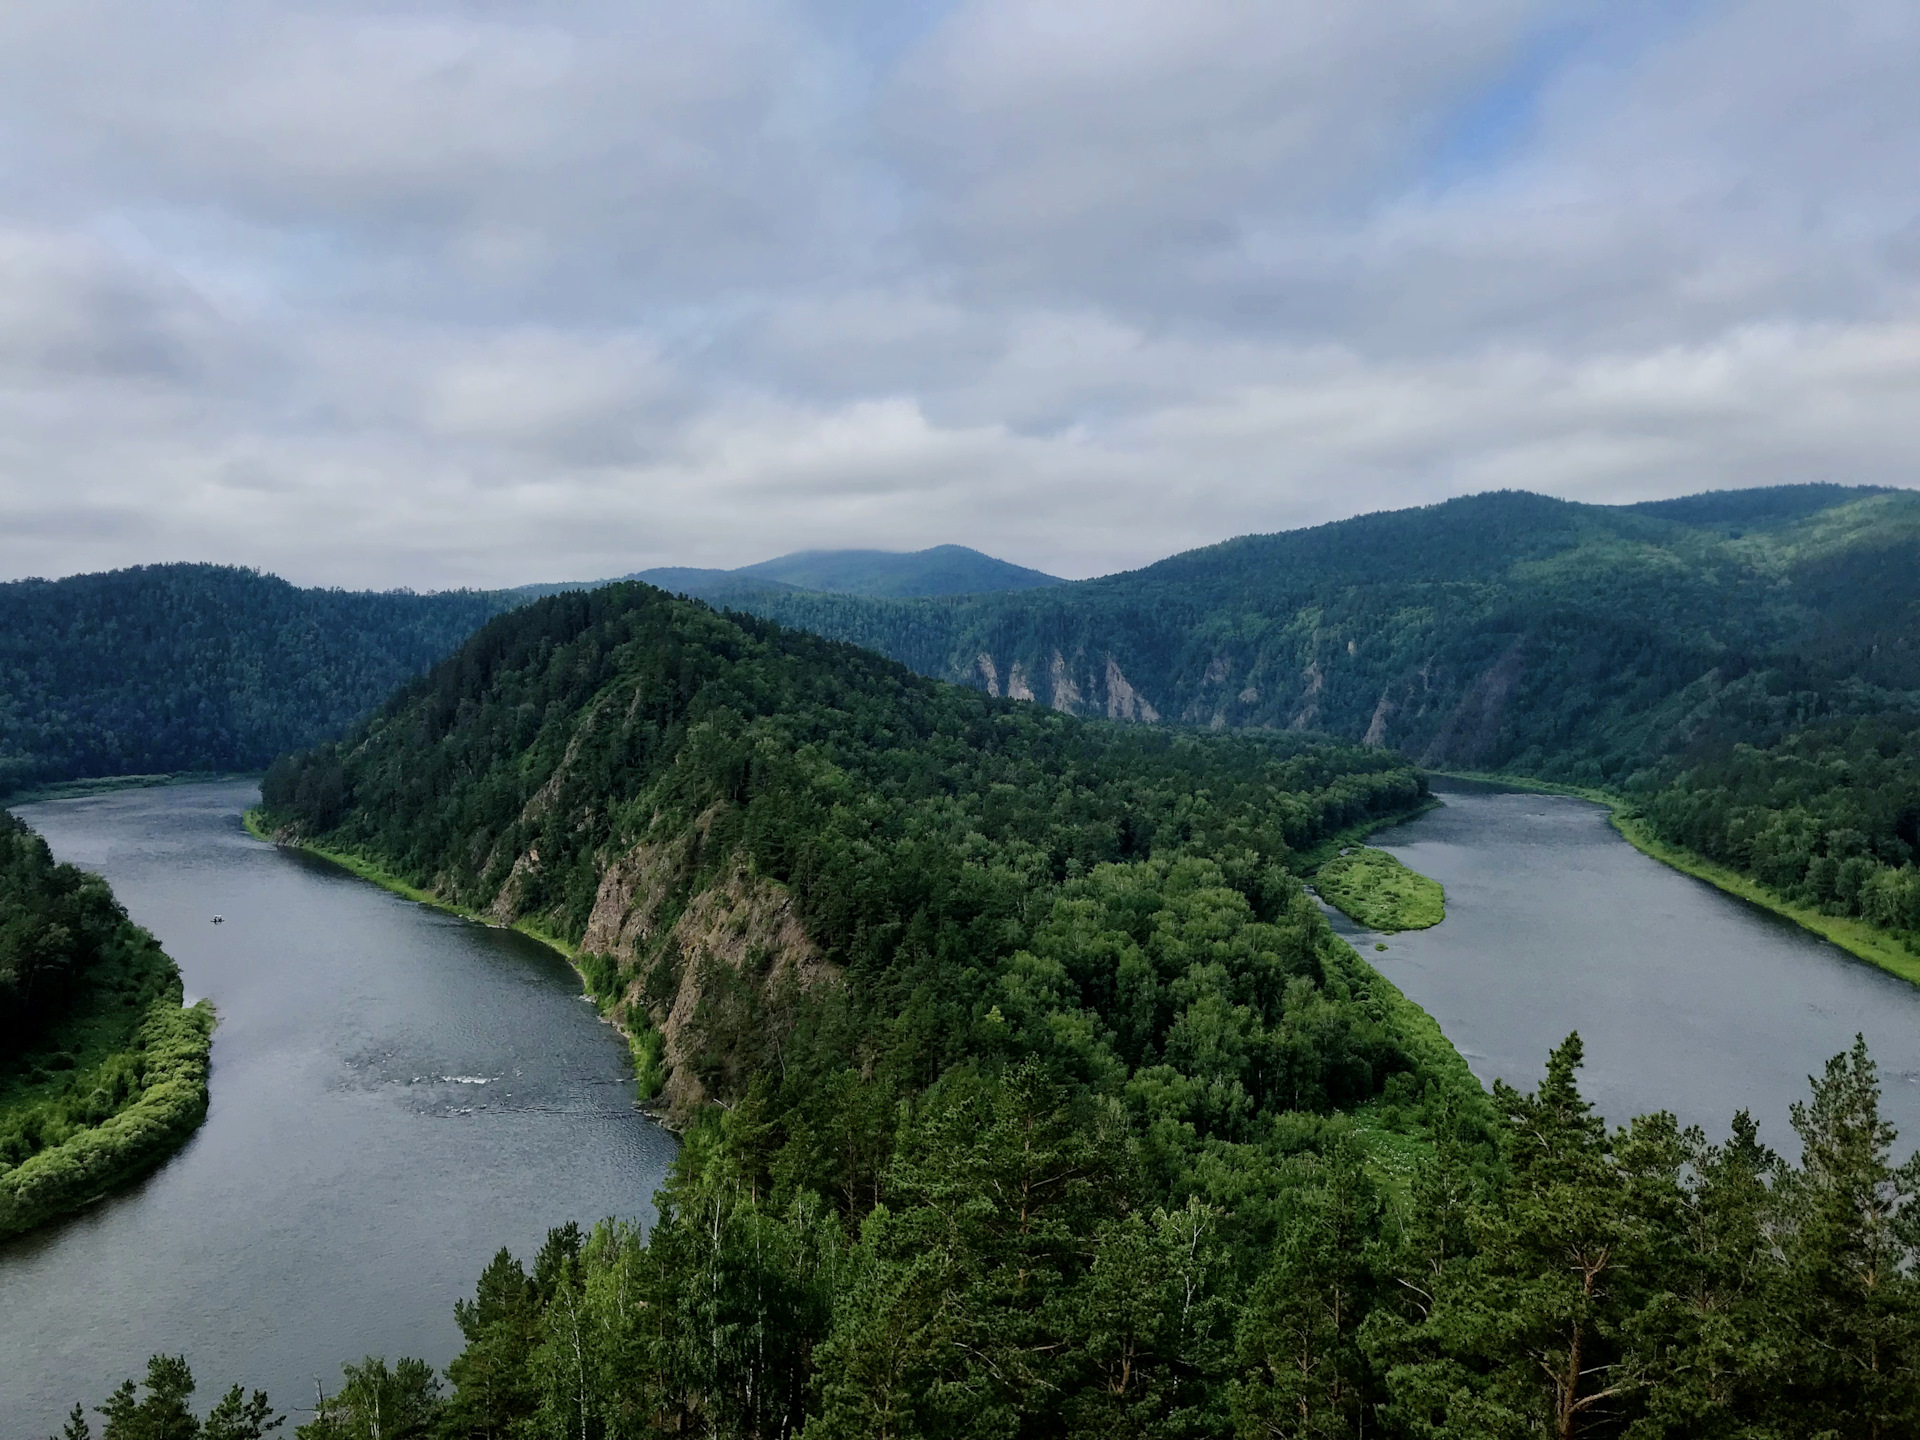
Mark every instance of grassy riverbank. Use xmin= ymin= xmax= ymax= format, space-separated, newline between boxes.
xmin=1315 ymin=847 xmax=1445 ymax=932
xmin=1430 ymin=770 xmax=1920 ymax=987
xmin=242 ymin=809 xmax=666 ymax=1102
xmin=0 ymin=989 xmax=215 ymax=1239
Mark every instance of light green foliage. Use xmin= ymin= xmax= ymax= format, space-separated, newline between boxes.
xmin=1 ymin=813 xmax=214 ymax=1238
xmin=1315 ymin=848 xmax=1445 ymax=932
xmin=297 ymin=1358 xmax=440 ymax=1440
xmin=0 ymin=997 xmax=214 ymax=1238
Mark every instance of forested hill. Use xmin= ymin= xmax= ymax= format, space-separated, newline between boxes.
xmin=0 ymin=564 xmax=521 ymax=793
xmin=717 ymin=484 xmax=1918 ymax=787
xmin=251 ymin=583 xmax=1920 ymax=1436
xmin=258 ymin=582 xmax=1440 ymax=1125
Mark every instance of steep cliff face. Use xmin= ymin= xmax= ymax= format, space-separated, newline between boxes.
xmin=577 ymin=834 xmax=838 ymax=1121
xmin=962 ymin=647 xmax=1161 ymax=724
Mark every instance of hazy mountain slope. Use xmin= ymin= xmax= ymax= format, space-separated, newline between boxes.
xmin=0 ymin=565 xmax=522 ymax=793
xmin=716 ymin=486 xmax=1919 ymax=786
xmin=732 ymin=544 xmax=1062 ymax=596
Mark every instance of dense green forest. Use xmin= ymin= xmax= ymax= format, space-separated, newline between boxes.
xmin=0 ymin=564 xmax=519 ymax=794
xmin=52 ymin=1036 xmax=1920 ymax=1439
xmin=232 ymin=584 xmax=1920 ymax=1437
xmin=710 ymin=485 xmax=1918 ymax=787
xmin=0 ymin=815 xmax=214 ymax=1236
xmin=669 ymin=484 xmax=1920 ymax=958
xmin=1641 ymin=715 xmax=1920 ymax=952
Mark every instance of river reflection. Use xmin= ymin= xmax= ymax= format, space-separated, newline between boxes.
xmin=1 ymin=783 xmax=676 ymax=1435
xmin=1338 ymin=780 xmax=1920 ymax=1155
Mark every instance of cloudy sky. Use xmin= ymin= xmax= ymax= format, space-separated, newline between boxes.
xmin=0 ymin=1 xmax=1915 ymax=588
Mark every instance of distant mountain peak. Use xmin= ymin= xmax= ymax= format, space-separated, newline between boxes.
xmin=627 ymin=544 xmax=1062 ymax=601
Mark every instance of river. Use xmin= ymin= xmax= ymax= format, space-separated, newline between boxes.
xmin=1335 ymin=779 xmax=1920 ymax=1152
xmin=1 ymin=782 xmax=677 ymax=1434
xmin=9 ymin=780 xmax=1920 ymax=1432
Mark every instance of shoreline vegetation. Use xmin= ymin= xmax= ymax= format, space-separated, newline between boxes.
xmin=242 ymin=804 xmax=1489 ymax=1195
xmin=2 ymin=770 xmax=262 ymax=807
xmin=0 ymin=996 xmax=214 ymax=1239
xmin=240 ymin=808 xmax=669 ymax=1108
xmin=1 ymin=810 xmax=217 ymax=1239
xmin=1314 ymin=846 xmax=1446 ymax=932
xmin=1430 ymin=769 xmax=1920 ymax=987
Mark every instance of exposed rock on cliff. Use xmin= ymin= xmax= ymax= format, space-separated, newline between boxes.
xmin=575 ymin=828 xmax=839 ymax=1122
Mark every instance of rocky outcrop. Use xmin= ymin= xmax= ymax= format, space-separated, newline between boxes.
xmin=1289 ymin=661 xmax=1325 ymax=731
xmin=974 ymin=652 xmax=1001 ymax=697
xmin=1422 ymin=638 xmax=1529 ymax=766
xmin=1104 ymin=657 xmax=1160 ymax=723
xmin=1048 ymin=651 xmax=1083 ymax=714
xmin=576 ymin=828 xmax=838 ymax=1122
xmin=1007 ymin=662 xmax=1035 ymax=702
xmin=1363 ymin=689 xmax=1395 ymax=747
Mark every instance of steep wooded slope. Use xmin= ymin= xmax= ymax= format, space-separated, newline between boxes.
xmin=721 ymin=485 xmax=1917 ymax=786
xmin=0 ymin=564 xmax=520 ymax=792
xmin=258 ymin=583 xmax=1444 ymax=1126
xmin=251 ymin=583 xmax=1920 ymax=1439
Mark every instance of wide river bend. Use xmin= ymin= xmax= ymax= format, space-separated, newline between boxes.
xmin=8 ymin=778 xmax=1920 ymax=1432
xmin=1337 ymin=780 xmax=1920 ymax=1150
xmin=1 ymin=783 xmax=677 ymax=1434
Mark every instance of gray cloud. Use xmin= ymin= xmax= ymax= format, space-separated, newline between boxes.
xmin=0 ymin=0 xmax=1915 ymax=588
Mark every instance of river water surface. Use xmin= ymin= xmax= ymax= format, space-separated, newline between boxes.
xmin=1 ymin=783 xmax=677 ymax=1434
xmin=10 ymin=779 xmax=1920 ymax=1432
xmin=1337 ymin=780 xmax=1920 ymax=1152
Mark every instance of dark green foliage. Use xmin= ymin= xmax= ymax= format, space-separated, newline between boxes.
xmin=254 ymin=579 xmax=1489 ymax=1435
xmin=259 ymin=584 xmax=1433 ymax=1130
xmin=1643 ymin=715 xmax=1920 ymax=946
xmin=0 ymin=812 xmax=160 ymax=1055
xmin=76 ymin=1356 xmax=280 ymax=1440
xmin=711 ymin=486 xmax=1920 ymax=788
xmin=418 ymin=1036 xmax=1920 ymax=1439
xmin=0 ymin=563 xmax=520 ymax=792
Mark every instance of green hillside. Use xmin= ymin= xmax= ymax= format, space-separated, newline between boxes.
xmin=619 ymin=543 xmax=1063 ymax=603
xmin=244 ymin=582 xmax=1920 ymax=1437
xmin=0 ymin=564 xmax=522 ymax=794
xmin=718 ymin=485 xmax=1917 ymax=785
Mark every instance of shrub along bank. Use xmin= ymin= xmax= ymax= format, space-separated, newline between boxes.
xmin=1 ymin=813 xmax=214 ymax=1237
xmin=0 ymin=994 xmax=213 ymax=1237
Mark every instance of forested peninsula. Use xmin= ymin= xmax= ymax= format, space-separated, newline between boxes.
xmin=224 ymin=583 xmax=1920 ymax=1439
xmin=11 ymin=487 xmax=1918 ymax=975
xmin=0 ymin=814 xmax=212 ymax=1238
xmin=663 ymin=485 xmax=1920 ymax=974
